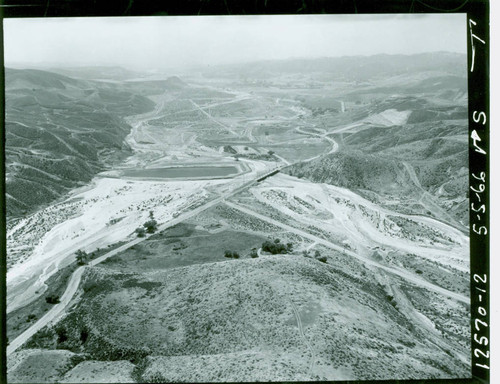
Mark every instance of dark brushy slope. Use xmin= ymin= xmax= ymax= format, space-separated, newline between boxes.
xmin=286 ymin=119 xmax=468 ymax=228
xmin=5 ymin=68 xmax=155 ymax=218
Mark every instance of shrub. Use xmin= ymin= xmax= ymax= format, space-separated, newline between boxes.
xmin=83 ymin=280 xmax=99 ymax=293
xmin=80 ymin=326 xmax=89 ymax=343
xmin=224 ymin=250 xmax=239 ymax=259
xmin=25 ymin=327 xmax=54 ymax=349
xmin=143 ymin=219 xmax=158 ymax=234
xmin=143 ymin=211 xmax=158 ymax=233
xmin=45 ymin=294 xmax=60 ymax=304
xmin=75 ymin=249 xmax=89 ymax=265
xmin=55 ymin=325 xmax=68 ymax=344
xmin=135 ymin=227 xmax=146 ymax=237
xmin=250 ymin=250 xmax=258 ymax=258
xmin=262 ymin=239 xmax=288 ymax=255
xmin=317 ymin=256 xmax=327 ymax=263
xmin=70 ymin=354 xmax=86 ymax=367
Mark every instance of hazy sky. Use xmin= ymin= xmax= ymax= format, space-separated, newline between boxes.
xmin=4 ymin=14 xmax=466 ymax=71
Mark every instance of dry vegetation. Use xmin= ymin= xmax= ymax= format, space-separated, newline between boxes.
xmin=24 ymin=252 xmax=469 ymax=381
xmin=8 ymin=53 xmax=470 ymax=382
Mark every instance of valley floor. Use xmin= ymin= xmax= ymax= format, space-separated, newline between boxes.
xmin=7 ymin=73 xmax=471 ymax=382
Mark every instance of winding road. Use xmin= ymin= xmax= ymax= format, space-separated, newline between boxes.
xmin=295 ymin=127 xmax=338 ymax=161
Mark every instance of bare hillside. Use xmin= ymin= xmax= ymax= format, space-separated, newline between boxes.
xmin=24 ymin=253 xmax=469 ymax=381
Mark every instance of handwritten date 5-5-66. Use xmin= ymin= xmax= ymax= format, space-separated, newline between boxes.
xmin=471 ymin=172 xmax=487 ymax=235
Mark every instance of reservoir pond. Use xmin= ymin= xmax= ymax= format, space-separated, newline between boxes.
xmin=122 ymin=166 xmax=239 ymax=179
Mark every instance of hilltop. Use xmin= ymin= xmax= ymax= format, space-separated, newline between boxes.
xmin=22 ymin=252 xmax=469 ymax=381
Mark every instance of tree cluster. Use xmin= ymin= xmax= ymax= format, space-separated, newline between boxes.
xmin=261 ymin=239 xmax=293 ymax=255
xmin=224 ymin=250 xmax=240 ymax=259
xmin=45 ymin=294 xmax=60 ymax=304
xmin=302 ymin=249 xmax=327 ymax=263
xmin=135 ymin=227 xmax=146 ymax=237
xmin=135 ymin=211 xmax=158 ymax=237
xmin=75 ymin=249 xmax=89 ymax=265
xmin=313 ymin=249 xmax=327 ymax=263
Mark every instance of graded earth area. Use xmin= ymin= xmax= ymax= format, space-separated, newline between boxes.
xmin=7 ymin=53 xmax=470 ymax=382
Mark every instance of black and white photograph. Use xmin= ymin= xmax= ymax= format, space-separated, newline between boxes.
xmin=2 ymin=8 xmax=489 ymax=383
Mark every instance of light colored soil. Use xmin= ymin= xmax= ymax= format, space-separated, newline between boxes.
xmin=142 ymin=349 xmax=351 ymax=382
xmin=7 ymin=349 xmax=76 ymax=383
xmin=60 ymin=360 xmax=136 ymax=383
xmin=234 ymin=173 xmax=469 ymax=275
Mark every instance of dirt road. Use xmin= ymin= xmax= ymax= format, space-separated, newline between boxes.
xmin=189 ymin=99 xmax=238 ymax=136
xmin=401 ymin=161 xmax=467 ymax=233
xmin=295 ymin=127 xmax=338 ymax=161
xmin=289 ymin=299 xmax=316 ymax=376
xmin=6 ymin=167 xmax=283 ymax=356
xmin=7 ymin=267 xmax=84 ymax=355
xmin=224 ymin=201 xmax=469 ymax=305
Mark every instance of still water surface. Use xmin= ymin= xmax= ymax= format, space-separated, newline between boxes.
xmin=122 ymin=166 xmax=238 ymax=179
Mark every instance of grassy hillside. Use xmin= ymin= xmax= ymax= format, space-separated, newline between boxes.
xmin=5 ymin=68 xmax=155 ymax=218
xmin=24 ymin=253 xmax=469 ymax=381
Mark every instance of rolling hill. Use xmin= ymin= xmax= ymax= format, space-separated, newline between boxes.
xmin=286 ymin=119 xmax=468 ymax=227
xmin=5 ymin=68 xmax=155 ymax=218
xmin=23 ymin=253 xmax=469 ymax=381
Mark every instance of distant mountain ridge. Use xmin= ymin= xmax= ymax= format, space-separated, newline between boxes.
xmin=6 ymin=68 xmax=86 ymax=90
xmin=47 ymin=66 xmax=142 ymax=81
xmin=203 ymin=52 xmax=467 ymax=80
